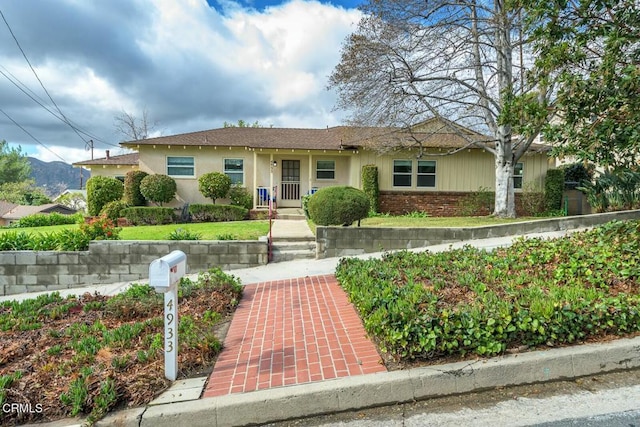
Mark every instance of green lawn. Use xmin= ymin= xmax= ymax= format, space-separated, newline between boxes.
xmin=0 ymin=221 xmax=269 ymax=240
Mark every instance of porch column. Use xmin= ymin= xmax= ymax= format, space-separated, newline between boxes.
xmin=269 ymin=153 xmax=274 ymax=207
xmin=308 ymin=154 xmax=313 ymax=195
xmin=252 ymin=150 xmax=258 ymax=209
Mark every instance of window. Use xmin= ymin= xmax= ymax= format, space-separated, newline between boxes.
xmin=167 ymin=156 xmax=194 ymax=177
xmin=224 ymin=158 xmax=244 ymax=185
xmin=514 ymin=162 xmax=523 ymax=189
xmin=316 ymin=160 xmax=335 ymax=180
xmin=417 ymin=160 xmax=436 ymax=187
xmin=393 ymin=160 xmax=412 ymax=187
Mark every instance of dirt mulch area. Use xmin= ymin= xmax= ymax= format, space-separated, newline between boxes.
xmin=0 ymin=281 xmax=239 ymax=426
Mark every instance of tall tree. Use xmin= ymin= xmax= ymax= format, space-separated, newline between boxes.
xmin=114 ymin=109 xmax=158 ymax=141
xmin=223 ymin=120 xmax=267 ymax=128
xmin=329 ymin=0 xmax=551 ymax=217
xmin=520 ymin=0 xmax=640 ymax=171
xmin=0 ymin=140 xmax=31 ymax=185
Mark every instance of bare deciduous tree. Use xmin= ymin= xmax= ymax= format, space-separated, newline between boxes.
xmin=114 ymin=109 xmax=158 ymax=141
xmin=329 ymin=0 xmax=551 ymax=217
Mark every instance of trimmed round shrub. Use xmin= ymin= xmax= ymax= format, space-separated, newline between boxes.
xmin=86 ymin=176 xmax=124 ymax=216
xmin=198 ymin=172 xmax=231 ymax=204
xmin=124 ymin=170 xmax=149 ymax=206
xmin=100 ymin=200 xmax=130 ymax=221
xmin=140 ymin=174 xmax=177 ymax=206
xmin=307 ymin=186 xmax=370 ymax=226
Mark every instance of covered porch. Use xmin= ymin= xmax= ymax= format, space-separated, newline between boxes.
xmin=252 ymin=149 xmax=357 ymax=209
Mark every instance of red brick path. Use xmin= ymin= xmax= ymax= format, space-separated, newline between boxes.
xmin=202 ymin=275 xmax=386 ymax=397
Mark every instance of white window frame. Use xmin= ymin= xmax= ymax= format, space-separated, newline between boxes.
xmin=416 ymin=160 xmax=436 ymax=188
xmin=224 ymin=158 xmax=244 ymax=185
xmin=514 ymin=162 xmax=524 ymax=189
xmin=393 ymin=159 xmax=413 ymax=187
xmin=167 ymin=156 xmax=195 ymax=177
xmin=316 ymin=160 xmax=336 ymax=180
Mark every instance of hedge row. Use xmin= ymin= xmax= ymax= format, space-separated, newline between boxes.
xmin=121 ymin=207 xmax=176 ymax=226
xmin=188 ymin=204 xmax=248 ymax=222
xmin=9 ymin=212 xmax=84 ymax=228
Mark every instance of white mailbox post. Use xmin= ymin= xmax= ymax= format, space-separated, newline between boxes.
xmin=149 ymin=250 xmax=186 ymax=381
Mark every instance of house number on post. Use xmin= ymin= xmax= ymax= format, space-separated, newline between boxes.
xmin=149 ymin=250 xmax=186 ymax=381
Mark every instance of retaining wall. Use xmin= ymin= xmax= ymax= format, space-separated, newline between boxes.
xmin=0 ymin=240 xmax=268 ymax=296
xmin=315 ymin=210 xmax=640 ymax=259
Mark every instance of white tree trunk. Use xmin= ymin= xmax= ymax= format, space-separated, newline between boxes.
xmin=493 ymin=0 xmax=516 ymax=218
xmin=494 ymin=132 xmax=516 ymax=218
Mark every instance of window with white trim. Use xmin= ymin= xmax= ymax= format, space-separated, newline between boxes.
xmin=393 ymin=160 xmax=412 ymax=187
xmin=417 ymin=160 xmax=436 ymax=188
xmin=514 ymin=162 xmax=524 ymax=189
xmin=167 ymin=156 xmax=194 ymax=177
xmin=224 ymin=158 xmax=244 ymax=185
xmin=316 ymin=160 xmax=335 ymax=180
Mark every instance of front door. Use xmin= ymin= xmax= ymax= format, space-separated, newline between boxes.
xmin=280 ymin=160 xmax=300 ymax=207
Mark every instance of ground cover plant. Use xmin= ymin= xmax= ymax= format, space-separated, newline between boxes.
xmin=336 ymin=220 xmax=640 ymax=363
xmin=0 ymin=268 xmax=242 ymax=425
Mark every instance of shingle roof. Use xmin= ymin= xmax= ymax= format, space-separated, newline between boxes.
xmin=2 ymin=204 xmax=77 ymax=220
xmin=73 ymin=152 xmax=139 ymax=166
xmin=109 ymin=119 xmax=548 ymax=154
xmin=121 ymin=127 xmax=353 ymax=151
xmin=0 ymin=201 xmax=18 ymax=216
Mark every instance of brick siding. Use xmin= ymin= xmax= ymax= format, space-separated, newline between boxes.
xmin=379 ymin=191 xmax=529 ymax=216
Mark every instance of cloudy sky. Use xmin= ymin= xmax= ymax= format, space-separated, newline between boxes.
xmin=0 ymin=0 xmax=362 ymax=164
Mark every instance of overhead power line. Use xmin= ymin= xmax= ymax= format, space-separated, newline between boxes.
xmin=0 ymin=66 xmax=119 ymax=148
xmin=0 ymin=107 xmax=68 ymax=162
xmin=0 ymin=8 xmax=118 ymax=149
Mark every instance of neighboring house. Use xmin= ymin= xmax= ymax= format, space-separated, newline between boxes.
xmin=73 ymin=151 xmax=139 ymax=182
xmin=74 ymin=119 xmax=554 ymax=216
xmin=0 ymin=202 xmax=78 ymax=226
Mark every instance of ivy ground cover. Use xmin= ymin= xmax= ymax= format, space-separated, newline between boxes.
xmin=336 ymin=220 xmax=640 ymax=362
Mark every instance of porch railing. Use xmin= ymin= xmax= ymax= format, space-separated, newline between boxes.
xmin=257 ymin=186 xmax=277 ymax=209
xmin=281 ymin=181 xmax=300 ymax=200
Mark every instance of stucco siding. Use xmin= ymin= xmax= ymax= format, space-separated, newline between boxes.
xmin=85 ymin=164 xmax=138 ymax=180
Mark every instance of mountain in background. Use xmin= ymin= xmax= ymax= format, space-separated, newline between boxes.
xmin=28 ymin=157 xmax=91 ymax=197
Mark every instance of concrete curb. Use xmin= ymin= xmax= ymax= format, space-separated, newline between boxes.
xmin=97 ymin=336 xmax=640 ymax=427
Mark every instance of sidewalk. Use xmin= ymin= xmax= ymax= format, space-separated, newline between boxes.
xmin=17 ymin=226 xmax=638 ymax=427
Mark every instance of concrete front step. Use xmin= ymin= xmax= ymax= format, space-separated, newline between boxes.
xmin=271 ymin=236 xmax=315 ymax=243
xmin=276 ymin=214 xmax=306 ymax=220
xmin=271 ymin=241 xmax=316 ymax=251
xmin=271 ymin=249 xmax=316 ymax=262
xmin=271 ymin=241 xmax=316 ymax=262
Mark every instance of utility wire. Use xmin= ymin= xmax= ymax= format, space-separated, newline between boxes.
xmin=0 ymin=8 xmax=118 ymax=149
xmin=0 ymin=66 xmax=119 ymax=148
xmin=0 ymin=107 xmax=68 ymax=162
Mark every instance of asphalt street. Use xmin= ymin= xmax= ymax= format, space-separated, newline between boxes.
xmin=264 ymin=369 xmax=640 ymax=427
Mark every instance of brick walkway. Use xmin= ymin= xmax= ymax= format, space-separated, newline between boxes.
xmin=202 ymin=275 xmax=386 ymax=397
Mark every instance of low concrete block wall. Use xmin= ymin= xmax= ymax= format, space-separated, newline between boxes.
xmin=316 ymin=210 xmax=640 ymax=259
xmin=0 ymin=240 xmax=268 ymax=296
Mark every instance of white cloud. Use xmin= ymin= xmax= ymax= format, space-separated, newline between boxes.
xmin=0 ymin=0 xmax=361 ymax=165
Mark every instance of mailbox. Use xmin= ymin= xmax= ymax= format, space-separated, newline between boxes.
xmin=148 ymin=250 xmax=186 ymax=381
xmin=149 ymin=250 xmax=186 ymax=292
